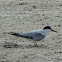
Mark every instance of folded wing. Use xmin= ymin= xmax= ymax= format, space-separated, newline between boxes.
xmin=9 ymin=31 xmax=45 ymax=41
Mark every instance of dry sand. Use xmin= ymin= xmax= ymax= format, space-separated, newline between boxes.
xmin=0 ymin=0 xmax=62 ymax=62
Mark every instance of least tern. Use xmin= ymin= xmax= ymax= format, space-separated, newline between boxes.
xmin=8 ymin=26 xmax=57 ymax=46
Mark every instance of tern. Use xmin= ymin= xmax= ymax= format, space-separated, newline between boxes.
xmin=8 ymin=26 xmax=57 ymax=46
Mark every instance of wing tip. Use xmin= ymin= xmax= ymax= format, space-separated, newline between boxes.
xmin=4 ymin=32 xmax=17 ymax=35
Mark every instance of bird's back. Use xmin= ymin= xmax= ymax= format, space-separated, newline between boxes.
xmin=9 ymin=29 xmax=45 ymax=41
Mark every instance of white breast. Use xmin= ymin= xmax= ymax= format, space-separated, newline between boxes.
xmin=41 ymin=29 xmax=51 ymax=36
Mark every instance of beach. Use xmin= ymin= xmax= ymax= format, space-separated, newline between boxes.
xmin=0 ymin=0 xmax=62 ymax=62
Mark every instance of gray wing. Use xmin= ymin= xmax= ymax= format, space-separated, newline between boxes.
xmin=9 ymin=32 xmax=45 ymax=41
xmin=33 ymin=33 xmax=45 ymax=41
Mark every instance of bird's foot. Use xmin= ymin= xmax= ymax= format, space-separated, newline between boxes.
xmin=33 ymin=43 xmax=38 ymax=47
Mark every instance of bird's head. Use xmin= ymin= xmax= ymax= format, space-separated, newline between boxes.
xmin=43 ymin=26 xmax=57 ymax=33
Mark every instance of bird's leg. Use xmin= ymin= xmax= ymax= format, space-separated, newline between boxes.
xmin=42 ymin=40 xmax=44 ymax=42
xmin=33 ymin=42 xmax=38 ymax=47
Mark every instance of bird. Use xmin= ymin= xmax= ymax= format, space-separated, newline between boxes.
xmin=8 ymin=26 xmax=57 ymax=46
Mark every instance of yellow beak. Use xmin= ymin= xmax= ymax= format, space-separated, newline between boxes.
xmin=51 ymin=29 xmax=57 ymax=33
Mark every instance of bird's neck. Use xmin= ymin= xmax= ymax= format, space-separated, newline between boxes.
xmin=41 ymin=29 xmax=51 ymax=36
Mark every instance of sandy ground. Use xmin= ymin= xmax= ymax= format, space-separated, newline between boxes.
xmin=0 ymin=0 xmax=62 ymax=62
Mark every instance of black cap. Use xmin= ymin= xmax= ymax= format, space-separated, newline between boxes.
xmin=43 ymin=26 xmax=51 ymax=30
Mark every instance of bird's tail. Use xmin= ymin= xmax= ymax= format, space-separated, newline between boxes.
xmin=7 ymin=32 xmax=24 ymax=37
xmin=4 ymin=32 xmax=33 ymax=39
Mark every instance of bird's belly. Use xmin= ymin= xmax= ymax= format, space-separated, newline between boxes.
xmin=33 ymin=35 xmax=45 ymax=41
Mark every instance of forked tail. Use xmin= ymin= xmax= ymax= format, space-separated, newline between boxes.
xmin=8 ymin=32 xmax=23 ymax=37
xmin=8 ymin=32 xmax=33 ymax=39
